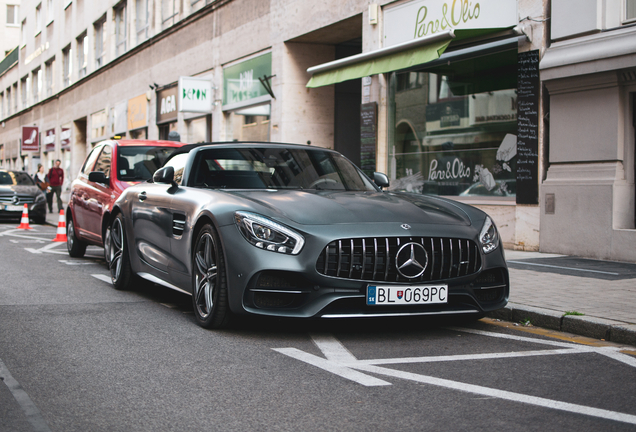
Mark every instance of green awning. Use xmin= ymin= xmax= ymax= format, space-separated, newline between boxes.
xmin=306 ymin=28 xmax=515 ymax=88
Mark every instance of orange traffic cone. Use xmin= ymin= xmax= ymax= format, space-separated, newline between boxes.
xmin=17 ymin=204 xmax=32 ymax=230
xmin=52 ymin=209 xmax=68 ymax=242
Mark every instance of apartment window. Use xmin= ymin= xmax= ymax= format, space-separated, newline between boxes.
xmin=12 ymin=84 xmax=18 ymax=113
xmin=6 ymin=89 xmax=11 ymax=116
xmin=0 ymin=92 xmax=4 ymax=119
xmin=45 ymin=58 xmax=55 ymax=97
xmin=6 ymin=4 xmax=19 ymax=25
xmin=63 ymin=45 xmax=72 ymax=87
xmin=115 ymin=3 xmax=127 ymax=56
xmin=162 ymin=0 xmax=178 ymax=28
xmin=94 ymin=18 xmax=106 ymax=68
xmin=136 ymin=0 xmax=149 ymax=43
xmin=77 ymin=33 xmax=87 ymax=78
xmin=21 ymin=76 xmax=29 ymax=108
xmin=32 ymin=68 xmax=42 ymax=103
xmin=35 ymin=3 xmax=42 ymax=34
xmin=46 ymin=0 xmax=54 ymax=23
xmin=627 ymin=0 xmax=636 ymax=22
xmin=20 ymin=19 xmax=26 ymax=46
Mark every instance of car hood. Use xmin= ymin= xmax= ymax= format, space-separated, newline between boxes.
xmin=0 ymin=185 xmax=42 ymax=195
xmin=227 ymin=190 xmax=472 ymax=226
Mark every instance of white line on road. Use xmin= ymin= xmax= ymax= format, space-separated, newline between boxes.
xmin=507 ymin=260 xmax=620 ymax=275
xmin=0 ymin=358 xmax=52 ymax=432
xmin=274 ymin=331 xmax=636 ymax=425
xmin=92 ymin=274 xmax=112 ymax=284
xmin=25 ymin=242 xmax=67 ymax=254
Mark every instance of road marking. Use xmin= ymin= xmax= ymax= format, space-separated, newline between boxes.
xmin=0 ymin=358 xmax=53 ymax=432
xmin=274 ymin=331 xmax=636 ymax=425
xmin=58 ymin=260 xmax=98 ymax=266
xmin=25 ymin=242 xmax=67 ymax=254
xmin=92 ymin=274 xmax=112 ymax=284
xmin=507 ymin=260 xmax=620 ymax=275
xmin=10 ymin=239 xmax=46 ymax=243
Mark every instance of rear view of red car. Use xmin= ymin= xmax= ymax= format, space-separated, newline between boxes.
xmin=67 ymin=139 xmax=183 ymax=260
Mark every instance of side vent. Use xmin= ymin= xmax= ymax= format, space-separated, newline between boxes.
xmin=172 ymin=214 xmax=186 ymax=236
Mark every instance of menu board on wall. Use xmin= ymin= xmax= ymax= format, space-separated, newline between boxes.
xmin=360 ymin=102 xmax=377 ymax=178
xmin=516 ymin=50 xmax=540 ymax=205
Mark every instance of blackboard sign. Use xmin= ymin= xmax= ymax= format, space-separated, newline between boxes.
xmin=360 ymin=102 xmax=377 ymax=178
xmin=516 ymin=50 xmax=540 ymax=205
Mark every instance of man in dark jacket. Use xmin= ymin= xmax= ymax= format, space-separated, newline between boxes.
xmin=47 ymin=159 xmax=64 ymax=213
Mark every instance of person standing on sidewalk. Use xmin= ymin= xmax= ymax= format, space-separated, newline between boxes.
xmin=47 ymin=159 xmax=64 ymax=213
xmin=33 ymin=164 xmax=52 ymax=210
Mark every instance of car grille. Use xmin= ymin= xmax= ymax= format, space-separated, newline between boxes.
xmin=0 ymin=194 xmax=35 ymax=204
xmin=316 ymin=237 xmax=482 ymax=283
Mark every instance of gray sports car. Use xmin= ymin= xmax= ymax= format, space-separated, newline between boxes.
xmin=109 ymin=142 xmax=508 ymax=329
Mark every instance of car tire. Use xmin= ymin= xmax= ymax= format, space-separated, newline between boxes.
xmin=67 ymin=216 xmax=87 ymax=258
xmin=109 ymin=214 xmax=134 ymax=290
xmin=103 ymin=225 xmax=111 ymax=267
xmin=192 ymin=224 xmax=231 ymax=329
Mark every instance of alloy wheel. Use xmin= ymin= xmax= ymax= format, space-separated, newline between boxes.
xmin=194 ymin=232 xmax=218 ymax=319
xmin=109 ymin=218 xmax=124 ymax=282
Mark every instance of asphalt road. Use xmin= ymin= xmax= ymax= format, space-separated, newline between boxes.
xmin=1 ymin=223 xmax=635 ymax=431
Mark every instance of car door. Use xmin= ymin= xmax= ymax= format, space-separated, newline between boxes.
xmin=72 ymin=145 xmax=102 ymax=239
xmin=83 ymin=144 xmax=114 ymax=242
xmin=130 ymin=182 xmax=175 ymax=275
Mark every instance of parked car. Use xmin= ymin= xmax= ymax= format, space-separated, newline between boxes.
xmin=0 ymin=169 xmax=47 ymax=224
xmin=108 ymin=142 xmax=509 ymax=329
xmin=67 ymin=139 xmax=184 ymax=260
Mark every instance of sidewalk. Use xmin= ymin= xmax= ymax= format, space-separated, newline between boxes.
xmin=488 ymin=250 xmax=636 ymax=347
xmin=44 ymin=205 xmax=636 ymax=346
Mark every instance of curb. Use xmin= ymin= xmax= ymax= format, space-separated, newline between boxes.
xmin=487 ymin=302 xmax=636 ymax=347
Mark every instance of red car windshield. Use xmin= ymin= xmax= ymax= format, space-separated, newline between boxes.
xmin=117 ymin=146 xmax=178 ymax=181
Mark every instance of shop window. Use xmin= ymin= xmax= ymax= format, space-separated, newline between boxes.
xmin=159 ymin=122 xmax=178 ymax=140
xmin=389 ymin=49 xmax=518 ymax=198
xmin=130 ymin=128 xmax=147 ymax=139
xmin=627 ymin=0 xmax=636 ymax=22
xmin=231 ymin=104 xmax=271 ymax=142
xmin=188 ymin=116 xmax=210 ymax=143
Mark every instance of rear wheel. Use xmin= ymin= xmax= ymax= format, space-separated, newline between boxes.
xmin=192 ymin=224 xmax=231 ymax=329
xmin=109 ymin=214 xmax=133 ymax=290
xmin=67 ymin=216 xmax=87 ymax=258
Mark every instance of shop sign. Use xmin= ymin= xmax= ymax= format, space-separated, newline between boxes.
xmin=157 ymin=85 xmax=179 ymax=123
xmin=384 ymin=0 xmax=518 ymax=47
xmin=179 ymin=77 xmax=212 ymax=113
xmin=21 ymin=126 xmax=39 ymax=152
xmin=44 ymin=128 xmax=56 ymax=151
xmin=223 ymin=53 xmax=272 ymax=108
xmin=128 ymin=94 xmax=148 ymax=130
xmin=60 ymin=126 xmax=71 ymax=149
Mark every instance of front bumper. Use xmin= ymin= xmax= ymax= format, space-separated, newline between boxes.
xmin=218 ymin=223 xmax=509 ymax=319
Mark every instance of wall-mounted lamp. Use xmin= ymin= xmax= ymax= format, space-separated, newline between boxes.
xmin=369 ymin=4 xmax=378 ymax=25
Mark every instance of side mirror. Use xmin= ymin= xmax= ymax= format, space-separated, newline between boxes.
xmin=153 ymin=166 xmax=176 ymax=186
xmin=88 ymin=171 xmax=109 ymax=184
xmin=373 ymin=172 xmax=390 ymax=188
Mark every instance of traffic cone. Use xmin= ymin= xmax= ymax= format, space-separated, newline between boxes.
xmin=16 ymin=204 xmax=32 ymax=230
xmin=52 ymin=209 xmax=68 ymax=242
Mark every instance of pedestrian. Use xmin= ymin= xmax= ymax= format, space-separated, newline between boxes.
xmin=33 ymin=164 xmax=51 ymax=210
xmin=47 ymin=159 xmax=64 ymax=213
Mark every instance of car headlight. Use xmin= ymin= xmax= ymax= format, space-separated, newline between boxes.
xmin=234 ymin=211 xmax=304 ymax=255
xmin=479 ymin=216 xmax=499 ymax=254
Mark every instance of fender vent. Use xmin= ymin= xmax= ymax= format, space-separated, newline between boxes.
xmin=172 ymin=214 xmax=186 ymax=236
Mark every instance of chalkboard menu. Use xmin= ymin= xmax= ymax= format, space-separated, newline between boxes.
xmin=360 ymin=102 xmax=377 ymax=178
xmin=516 ymin=50 xmax=540 ymax=205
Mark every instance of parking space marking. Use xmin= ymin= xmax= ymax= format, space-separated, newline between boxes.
xmin=25 ymin=242 xmax=67 ymax=255
xmin=507 ymin=260 xmax=620 ymax=275
xmin=58 ymin=260 xmax=99 ymax=266
xmin=92 ymin=274 xmax=112 ymax=284
xmin=274 ymin=331 xmax=636 ymax=425
xmin=0 ymin=358 xmax=52 ymax=432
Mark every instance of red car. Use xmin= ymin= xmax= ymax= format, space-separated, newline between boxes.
xmin=67 ymin=139 xmax=184 ymax=260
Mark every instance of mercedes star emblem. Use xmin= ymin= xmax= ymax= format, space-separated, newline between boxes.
xmin=395 ymin=242 xmax=428 ymax=279
xmin=401 ymin=224 xmax=411 ymax=230
xmin=11 ymin=195 xmax=19 ymax=205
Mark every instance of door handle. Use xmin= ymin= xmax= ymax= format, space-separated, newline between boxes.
xmin=138 ymin=192 xmax=147 ymax=202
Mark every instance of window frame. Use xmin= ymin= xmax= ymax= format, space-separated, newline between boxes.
xmin=115 ymin=2 xmax=127 ymax=56
xmin=6 ymin=4 xmax=20 ymax=26
xmin=62 ymin=45 xmax=72 ymax=87
xmin=94 ymin=17 xmax=106 ymax=68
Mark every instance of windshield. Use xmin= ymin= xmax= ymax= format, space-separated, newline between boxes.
xmin=190 ymin=147 xmax=378 ymax=191
xmin=117 ymin=146 xmax=177 ymax=181
xmin=0 ymin=171 xmax=35 ymax=186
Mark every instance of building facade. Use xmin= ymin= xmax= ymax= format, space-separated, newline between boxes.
xmin=0 ymin=0 xmax=555 ymax=254
xmin=540 ymin=0 xmax=636 ymax=262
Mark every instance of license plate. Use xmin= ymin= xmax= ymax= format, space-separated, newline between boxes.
xmin=5 ymin=205 xmax=23 ymax=211
xmin=366 ymin=284 xmax=448 ymax=305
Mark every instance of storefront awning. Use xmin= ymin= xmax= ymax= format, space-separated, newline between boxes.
xmin=306 ymin=28 xmax=516 ymax=88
